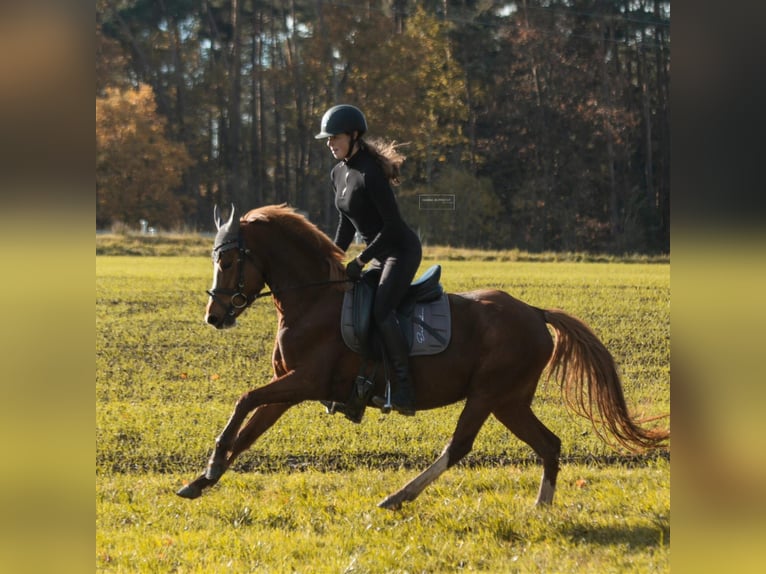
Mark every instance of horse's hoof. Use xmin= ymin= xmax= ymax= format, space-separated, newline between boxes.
xmin=176 ymin=483 xmax=202 ymax=499
xmin=377 ymin=495 xmax=403 ymax=511
xmin=205 ymin=463 xmax=224 ymax=481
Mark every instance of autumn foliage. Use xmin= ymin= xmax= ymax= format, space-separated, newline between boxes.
xmin=96 ymin=1 xmax=669 ymax=253
xmin=96 ymin=84 xmax=192 ymax=229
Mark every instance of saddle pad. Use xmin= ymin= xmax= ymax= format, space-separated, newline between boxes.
xmin=341 ymin=290 xmax=452 ymax=356
xmin=408 ymin=293 xmax=452 ymax=355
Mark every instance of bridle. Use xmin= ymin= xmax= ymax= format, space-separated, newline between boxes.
xmin=206 ymin=235 xmax=261 ymax=319
xmin=206 ymin=235 xmax=351 ymax=319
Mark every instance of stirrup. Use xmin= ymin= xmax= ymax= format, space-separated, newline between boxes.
xmin=320 ymin=399 xmax=366 ymax=424
xmin=372 ymin=381 xmax=415 ymax=416
xmin=371 ymin=380 xmax=393 ymax=414
xmin=320 ymin=400 xmax=338 ymax=414
xmin=321 ymin=373 xmax=374 ymax=424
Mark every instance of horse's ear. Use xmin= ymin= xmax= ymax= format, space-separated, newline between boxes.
xmin=214 ymin=204 xmax=238 ymax=230
xmin=225 ymin=204 xmax=237 ymax=229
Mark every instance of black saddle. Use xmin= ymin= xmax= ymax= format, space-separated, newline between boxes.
xmin=341 ymin=265 xmax=451 ymax=359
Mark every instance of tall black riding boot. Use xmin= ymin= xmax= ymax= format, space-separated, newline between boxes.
xmin=376 ymin=314 xmax=416 ymax=416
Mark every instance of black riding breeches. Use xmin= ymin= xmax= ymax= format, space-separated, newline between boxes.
xmin=370 ymin=245 xmax=422 ymax=326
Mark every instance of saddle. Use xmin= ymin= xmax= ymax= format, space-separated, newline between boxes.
xmin=340 ymin=265 xmax=452 ymax=358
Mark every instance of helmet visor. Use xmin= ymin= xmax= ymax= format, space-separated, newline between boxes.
xmin=314 ymin=129 xmax=337 ymax=139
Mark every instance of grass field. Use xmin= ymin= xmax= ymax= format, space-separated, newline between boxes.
xmin=96 ymin=246 xmax=669 ymax=572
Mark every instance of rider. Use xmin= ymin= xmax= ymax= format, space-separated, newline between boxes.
xmin=316 ymin=104 xmax=422 ymax=416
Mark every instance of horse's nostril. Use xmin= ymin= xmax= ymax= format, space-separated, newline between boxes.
xmin=206 ymin=314 xmax=219 ymax=326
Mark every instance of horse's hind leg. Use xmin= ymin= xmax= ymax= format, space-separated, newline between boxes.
xmin=493 ymin=403 xmax=561 ymax=505
xmin=379 ymin=398 xmax=490 ymax=510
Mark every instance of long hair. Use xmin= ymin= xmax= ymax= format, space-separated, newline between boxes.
xmin=362 ymin=138 xmax=407 ymax=185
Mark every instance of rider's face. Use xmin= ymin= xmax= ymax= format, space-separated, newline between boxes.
xmin=326 ymin=133 xmax=352 ymax=159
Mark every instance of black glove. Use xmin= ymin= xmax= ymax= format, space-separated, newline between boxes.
xmin=346 ymin=258 xmax=363 ymax=280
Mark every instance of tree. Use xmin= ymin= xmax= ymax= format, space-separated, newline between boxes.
xmin=96 ymin=84 xmax=193 ymax=229
xmin=403 ymin=166 xmax=511 ymax=248
xmin=95 ymin=0 xmax=670 ymax=252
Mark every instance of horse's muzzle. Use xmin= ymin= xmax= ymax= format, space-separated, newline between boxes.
xmin=205 ymin=312 xmax=236 ymax=329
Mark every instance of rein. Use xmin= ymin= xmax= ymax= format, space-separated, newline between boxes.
xmin=207 ymin=236 xmax=351 ymax=317
xmin=248 ymin=278 xmax=352 ymax=301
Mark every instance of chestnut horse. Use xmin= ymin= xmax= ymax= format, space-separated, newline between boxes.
xmin=176 ymin=204 xmax=669 ymax=508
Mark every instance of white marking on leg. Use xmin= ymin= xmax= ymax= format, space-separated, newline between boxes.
xmin=399 ymin=451 xmax=450 ymax=501
xmin=536 ymin=477 xmax=555 ymax=505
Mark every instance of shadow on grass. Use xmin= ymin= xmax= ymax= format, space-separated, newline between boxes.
xmin=560 ymin=521 xmax=670 ymax=549
xmin=99 ymin=450 xmax=670 ymax=474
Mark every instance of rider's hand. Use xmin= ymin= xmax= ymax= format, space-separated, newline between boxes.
xmin=346 ymin=256 xmax=364 ymax=280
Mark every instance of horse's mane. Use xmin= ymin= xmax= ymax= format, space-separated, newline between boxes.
xmin=242 ymin=204 xmax=348 ymax=284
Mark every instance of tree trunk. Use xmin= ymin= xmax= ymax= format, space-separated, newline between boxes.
xmin=227 ymin=0 xmax=243 ymax=207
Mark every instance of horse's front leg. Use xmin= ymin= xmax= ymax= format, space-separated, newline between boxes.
xmin=204 ymin=401 xmax=292 ymax=481
xmin=205 ymin=369 xmax=311 ymax=481
xmin=176 ymin=472 xmax=215 ymax=500
xmin=177 ymin=402 xmax=291 ymax=499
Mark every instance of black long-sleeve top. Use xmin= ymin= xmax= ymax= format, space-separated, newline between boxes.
xmin=331 ymin=147 xmax=420 ymax=264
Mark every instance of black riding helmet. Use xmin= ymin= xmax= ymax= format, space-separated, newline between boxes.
xmin=315 ymin=104 xmax=367 ymax=139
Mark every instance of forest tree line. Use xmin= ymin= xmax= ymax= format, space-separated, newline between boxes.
xmin=96 ymin=0 xmax=670 ymax=253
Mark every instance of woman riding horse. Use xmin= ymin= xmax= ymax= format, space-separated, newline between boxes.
xmin=316 ymin=104 xmax=422 ymax=416
xmin=178 ymin=204 xmax=669 ymax=508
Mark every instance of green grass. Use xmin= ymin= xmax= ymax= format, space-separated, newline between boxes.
xmin=96 ymin=249 xmax=669 ymax=572
xmin=97 ymin=463 xmax=669 ymax=573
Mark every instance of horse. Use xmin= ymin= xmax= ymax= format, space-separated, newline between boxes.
xmin=176 ymin=204 xmax=669 ymax=509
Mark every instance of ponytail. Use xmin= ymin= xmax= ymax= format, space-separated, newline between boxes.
xmin=362 ymin=138 xmax=407 ymax=186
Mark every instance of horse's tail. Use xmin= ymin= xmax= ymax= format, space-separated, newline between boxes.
xmin=542 ymin=308 xmax=670 ymax=452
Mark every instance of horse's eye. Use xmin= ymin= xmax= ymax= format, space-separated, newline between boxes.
xmin=221 ymin=261 xmax=233 ymax=270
